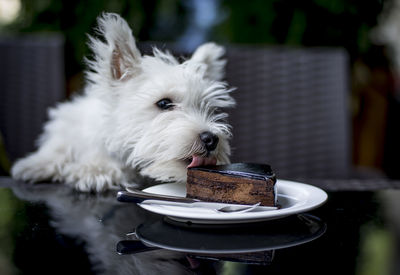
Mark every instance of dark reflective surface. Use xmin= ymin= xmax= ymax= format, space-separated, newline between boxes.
xmin=133 ymin=214 xmax=326 ymax=253
xmin=117 ymin=213 xmax=326 ymax=266
xmin=0 ymin=177 xmax=399 ymax=275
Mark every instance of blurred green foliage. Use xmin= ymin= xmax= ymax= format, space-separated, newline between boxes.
xmin=3 ymin=0 xmax=384 ymax=78
xmin=0 ymin=188 xmax=26 ymax=274
xmin=7 ymin=0 xmax=187 ymax=77
xmin=215 ymin=0 xmax=384 ymax=60
xmin=356 ymin=220 xmax=394 ymax=275
xmin=0 ymin=133 xmax=11 ymax=176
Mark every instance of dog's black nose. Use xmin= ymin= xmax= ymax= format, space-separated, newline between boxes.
xmin=199 ymin=131 xmax=219 ymax=152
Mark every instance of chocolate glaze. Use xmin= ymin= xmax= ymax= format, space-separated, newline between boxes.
xmin=188 ymin=163 xmax=276 ymax=182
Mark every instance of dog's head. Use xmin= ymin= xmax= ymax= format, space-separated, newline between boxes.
xmin=86 ymin=13 xmax=235 ymax=182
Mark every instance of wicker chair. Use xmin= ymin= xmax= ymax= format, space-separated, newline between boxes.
xmin=223 ymin=45 xmax=400 ymax=191
xmin=0 ymin=35 xmax=66 ymax=163
xmin=225 ymin=45 xmax=350 ymax=180
xmin=2 ymin=38 xmax=398 ymax=190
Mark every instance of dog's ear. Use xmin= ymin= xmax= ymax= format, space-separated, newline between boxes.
xmin=86 ymin=13 xmax=141 ymax=83
xmin=190 ymin=43 xmax=226 ymax=81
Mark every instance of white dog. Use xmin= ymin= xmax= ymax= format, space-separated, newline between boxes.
xmin=11 ymin=13 xmax=235 ymax=192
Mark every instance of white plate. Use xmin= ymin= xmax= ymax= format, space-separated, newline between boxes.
xmin=139 ymin=180 xmax=328 ymax=224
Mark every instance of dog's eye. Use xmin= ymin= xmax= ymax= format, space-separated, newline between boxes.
xmin=156 ymin=98 xmax=174 ymax=110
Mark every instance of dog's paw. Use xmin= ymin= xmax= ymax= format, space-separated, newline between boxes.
xmin=11 ymin=155 xmax=61 ymax=183
xmin=62 ymin=163 xmax=124 ymax=192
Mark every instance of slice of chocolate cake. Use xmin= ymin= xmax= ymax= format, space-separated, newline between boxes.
xmin=187 ymin=163 xmax=277 ymax=206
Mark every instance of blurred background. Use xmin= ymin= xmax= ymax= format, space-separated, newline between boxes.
xmin=0 ymin=0 xmax=399 ymax=179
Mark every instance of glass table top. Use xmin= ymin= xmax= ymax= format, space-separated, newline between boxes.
xmin=0 ymin=176 xmax=399 ymax=275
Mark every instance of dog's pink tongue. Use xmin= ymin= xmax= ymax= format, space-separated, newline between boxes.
xmin=187 ymin=155 xmax=217 ymax=168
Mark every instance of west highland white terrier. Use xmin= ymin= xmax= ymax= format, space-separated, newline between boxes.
xmin=11 ymin=13 xmax=235 ymax=192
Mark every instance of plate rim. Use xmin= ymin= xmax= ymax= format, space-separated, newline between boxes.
xmin=139 ymin=179 xmax=327 ymax=224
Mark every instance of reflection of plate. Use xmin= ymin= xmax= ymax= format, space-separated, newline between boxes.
xmin=139 ymin=180 xmax=328 ymax=224
xmin=133 ymin=214 xmax=326 ymax=254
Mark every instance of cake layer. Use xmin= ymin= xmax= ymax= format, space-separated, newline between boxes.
xmin=187 ymin=163 xmax=277 ymax=206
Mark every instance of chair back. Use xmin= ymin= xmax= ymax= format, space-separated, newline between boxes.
xmin=0 ymin=35 xmax=65 ymax=161
xmin=225 ymin=45 xmax=350 ymax=179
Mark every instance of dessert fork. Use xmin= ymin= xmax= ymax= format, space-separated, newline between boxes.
xmin=117 ymin=189 xmax=277 ymax=213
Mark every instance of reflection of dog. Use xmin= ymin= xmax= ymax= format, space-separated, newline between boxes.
xmin=5 ymin=181 xmax=192 ymax=274
xmin=11 ymin=13 xmax=235 ymax=192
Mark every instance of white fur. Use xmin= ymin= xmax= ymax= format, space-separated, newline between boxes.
xmin=11 ymin=13 xmax=235 ymax=192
